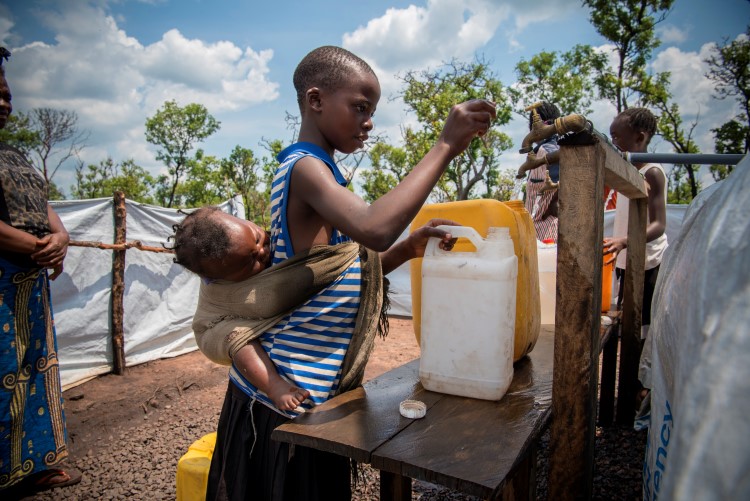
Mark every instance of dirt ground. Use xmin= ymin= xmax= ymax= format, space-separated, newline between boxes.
xmin=61 ymin=317 xmax=421 ymax=459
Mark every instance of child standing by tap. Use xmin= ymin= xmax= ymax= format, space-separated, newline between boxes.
xmin=603 ymin=107 xmax=668 ymax=414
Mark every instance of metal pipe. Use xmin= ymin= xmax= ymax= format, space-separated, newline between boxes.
xmin=624 ymin=152 xmax=745 ymax=165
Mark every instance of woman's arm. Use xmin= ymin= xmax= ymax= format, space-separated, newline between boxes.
xmin=0 ymin=219 xmax=40 ymax=254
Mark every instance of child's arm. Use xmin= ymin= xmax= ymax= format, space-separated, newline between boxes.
xmin=379 ymin=219 xmax=458 ymax=275
xmin=643 ymin=166 xmax=667 ymax=242
xmin=290 ymin=100 xmax=496 ymax=252
xmin=603 ymin=166 xmax=667 ymax=264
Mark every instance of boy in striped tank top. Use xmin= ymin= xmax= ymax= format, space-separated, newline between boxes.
xmin=206 ymin=45 xmax=497 ymax=500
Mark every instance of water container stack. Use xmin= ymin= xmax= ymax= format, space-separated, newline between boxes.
xmin=410 ymin=199 xmax=540 ymax=362
xmin=419 ymin=226 xmax=517 ymax=400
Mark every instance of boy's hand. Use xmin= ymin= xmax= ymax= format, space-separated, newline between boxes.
xmin=406 ymin=218 xmax=460 ymax=259
xmin=603 ymin=237 xmax=627 ymax=265
xmin=439 ymin=99 xmax=497 ymax=158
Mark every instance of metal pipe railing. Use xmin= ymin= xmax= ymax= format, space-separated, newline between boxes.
xmin=624 ymin=152 xmax=745 ymax=165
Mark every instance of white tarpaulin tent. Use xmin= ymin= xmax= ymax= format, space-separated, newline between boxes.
xmin=49 ymin=197 xmax=687 ymax=389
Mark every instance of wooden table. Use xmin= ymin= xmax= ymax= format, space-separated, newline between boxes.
xmin=272 ymin=325 xmax=555 ymax=500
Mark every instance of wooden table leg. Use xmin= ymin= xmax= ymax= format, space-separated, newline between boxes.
xmin=380 ymin=470 xmax=411 ymax=501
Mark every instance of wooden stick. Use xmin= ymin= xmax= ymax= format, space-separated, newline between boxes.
xmin=69 ymin=239 xmax=174 ymax=253
xmin=111 ymin=191 xmax=127 ymax=375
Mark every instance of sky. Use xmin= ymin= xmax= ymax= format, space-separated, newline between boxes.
xmin=1 ymin=0 xmax=749 ymax=197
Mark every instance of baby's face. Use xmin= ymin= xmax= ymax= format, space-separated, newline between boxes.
xmin=201 ymin=213 xmax=271 ymax=282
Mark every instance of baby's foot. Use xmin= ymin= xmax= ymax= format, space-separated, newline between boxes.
xmin=268 ymin=380 xmax=310 ymax=411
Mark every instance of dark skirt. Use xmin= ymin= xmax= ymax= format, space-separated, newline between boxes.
xmin=206 ymin=381 xmax=351 ymax=501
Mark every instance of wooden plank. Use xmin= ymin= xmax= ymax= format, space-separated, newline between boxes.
xmin=271 ymin=359 xmax=443 ymax=463
xmin=600 ymin=140 xmax=648 ymax=200
xmin=616 ymin=197 xmax=647 ymax=425
xmin=371 ymin=326 xmax=554 ymax=499
xmin=549 ymin=144 xmax=604 ymax=500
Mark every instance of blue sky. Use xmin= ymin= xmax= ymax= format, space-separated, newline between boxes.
xmin=1 ymin=0 xmax=749 ymax=196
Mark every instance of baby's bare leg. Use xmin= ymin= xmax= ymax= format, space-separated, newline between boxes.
xmin=233 ymin=341 xmax=310 ymax=411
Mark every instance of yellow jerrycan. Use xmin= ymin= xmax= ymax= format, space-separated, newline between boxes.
xmin=410 ymin=199 xmax=540 ymax=361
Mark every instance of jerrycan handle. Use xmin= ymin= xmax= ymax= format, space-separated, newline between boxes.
xmin=424 ymin=225 xmax=484 ymax=257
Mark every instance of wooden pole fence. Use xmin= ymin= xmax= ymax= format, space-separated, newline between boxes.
xmin=65 ymin=192 xmax=176 ymax=376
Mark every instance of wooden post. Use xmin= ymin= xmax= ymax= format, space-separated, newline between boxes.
xmin=549 ymin=143 xmax=605 ymax=500
xmin=111 ymin=191 xmax=127 ymax=375
xmin=380 ymin=471 xmax=411 ymax=501
xmin=615 ymin=198 xmax=646 ymax=424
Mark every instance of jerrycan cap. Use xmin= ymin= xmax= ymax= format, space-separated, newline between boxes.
xmin=399 ymin=399 xmax=427 ymax=419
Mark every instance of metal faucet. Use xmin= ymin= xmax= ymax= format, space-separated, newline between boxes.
xmin=516 ymin=149 xmax=560 ymax=179
xmin=519 ymin=102 xmax=588 ymax=153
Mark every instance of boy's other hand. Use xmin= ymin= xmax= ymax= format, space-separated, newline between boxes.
xmin=407 ymin=218 xmax=460 ymax=259
xmin=439 ymin=99 xmax=497 ymax=157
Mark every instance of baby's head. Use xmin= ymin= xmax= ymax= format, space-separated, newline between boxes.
xmin=610 ymin=107 xmax=657 ymax=153
xmin=293 ymin=45 xmax=378 ymax=114
xmin=171 ymin=206 xmax=270 ymax=282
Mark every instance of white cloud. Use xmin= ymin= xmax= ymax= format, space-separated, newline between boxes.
xmin=650 ymin=42 xmax=741 ymax=155
xmin=0 ymin=1 xmax=279 ymax=192
xmin=342 ymin=0 xmax=580 ymax=146
xmin=658 ymin=24 xmax=689 ymax=45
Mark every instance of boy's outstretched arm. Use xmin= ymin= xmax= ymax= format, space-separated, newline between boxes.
xmin=291 ymin=99 xmax=496 ymax=252
xmin=379 ymin=219 xmax=458 ymax=275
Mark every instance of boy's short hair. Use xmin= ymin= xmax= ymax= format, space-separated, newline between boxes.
xmin=171 ymin=206 xmax=231 ymax=276
xmin=293 ymin=46 xmax=376 ymax=111
xmin=618 ymin=107 xmax=658 ymax=144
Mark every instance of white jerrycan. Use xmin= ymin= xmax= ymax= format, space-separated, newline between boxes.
xmin=419 ymin=226 xmax=518 ymax=400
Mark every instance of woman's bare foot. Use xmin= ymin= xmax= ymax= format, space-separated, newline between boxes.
xmin=267 ymin=379 xmax=310 ymax=411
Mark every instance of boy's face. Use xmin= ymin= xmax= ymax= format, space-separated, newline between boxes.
xmin=201 ymin=213 xmax=271 ymax=282
xmin=610 ymin=115 xmax=647 ymax=153
xmin=316 ymin=68 xmax=381 ymax=154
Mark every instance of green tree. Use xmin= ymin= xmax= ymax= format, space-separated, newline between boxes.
xmin=71 ymin=157 xmax=156 ymax=203
xmin=145 ymin=100 xmax=220 ymax=207
xmin=220 ymin=145 xmax=265 ymax=222
xmin=509 ymin=45 xmax=608 ymax=115
xmin=176 ymin=150 xmax=225 ymax=208
xmin=0 ymin=112 xmax=40 ymax=157
xmin=705 ymin=26 xmax=750 ymax=145
xmin=27 ymin=108 xmax=88 ymax=184
xmin=371 ymin=59 xmax=513 ymax=202
xmin=709 ymin=119 xmax=748 ymax=181
xmin=489 ymin=169 xmax=519 ymax=202
xmin=359 ymin=142 xmax=410 ymax=203
xmin=657 ymin=101 xmax=701 ymax=201
xmin=583 ymin=0 xmax=674 ymax=113
xmin=705 ymin=25 xmax=750 ymax=181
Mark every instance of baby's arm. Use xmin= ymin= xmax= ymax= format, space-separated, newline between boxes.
xmin=233 ymin=341 xmax=310 ymax=411
xmin=380 ymin=219 xmax=458 ymax=275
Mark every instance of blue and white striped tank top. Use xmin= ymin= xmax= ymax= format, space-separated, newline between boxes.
xmin=229 ymin=142 xmax=362 ymax=418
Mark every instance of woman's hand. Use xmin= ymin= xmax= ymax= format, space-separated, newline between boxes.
xmin=603 ymin=237 xmax=627 ymax=265
xmin=31 ymin=231 xmax=69 ymax=270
